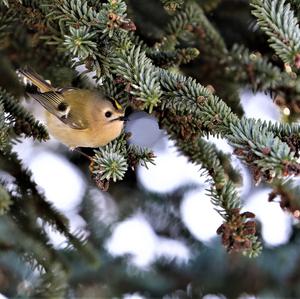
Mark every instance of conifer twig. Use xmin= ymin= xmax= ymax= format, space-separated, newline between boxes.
xmin=251 ymin=0 xmax=300 ymax=69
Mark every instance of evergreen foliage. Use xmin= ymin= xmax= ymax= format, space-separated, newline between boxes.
xmin=251 ymin=0 xmax=300 ymax=69
xmin=0 ymin=88 xmax=49 ymax=141
xmin=1 ymin=0 xmax=300 ymax=297
xmin=227 ymin=44 xmax=289 ymax=92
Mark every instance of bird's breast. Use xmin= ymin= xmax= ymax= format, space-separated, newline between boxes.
xmin=46 ymin=113 xmax=123 ymax=148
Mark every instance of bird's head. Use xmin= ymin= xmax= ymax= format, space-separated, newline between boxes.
xmin=98 ymin=98 xmax=127 ymax=126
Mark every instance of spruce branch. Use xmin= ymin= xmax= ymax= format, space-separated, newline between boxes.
xmin=127 ymin=144 xmax=156 ymax=170
xmin=159 ymin=70 xmax=238 ymax=137
xmin=269 ymin=179 xmax=300 ymax=219
xmin=44 ymin=0 xmax=135 ymax=79
xmin=113 ymin=45 xmax=162 ymax=112
xmin=159 ymin=2 xmax=206 ymax=50
xmin=251 ymin=0 xmax=300 ymax=69
xmin=91 ymin=135 xmax=128 ymax=190
xmin=97 ymin=0 xmax=129 ymax=38
xmin=91 ymin=134 xmax=155 ymax=189
xmin=45 ymin=0 xmax=101 ymax=30
xmin=267 ymin=121 xmax=300 ymax=156
xmin=227 ymin=44 xmax=290 ymax=92
xmin=0 ymin=88 xmax=49 ymax=141
xmin=158 ymin=70 xmax=300 ymax=182
xmin=229 ymin=118 xmax=300 ymax=182
xmin=179 ymin=138 xmax=262 ymax=256
xmin=41 ymin=0 xmax=300 ymax=185
xmin=224 ymin=44 xmax=300 ymax=118
xmin=181 ymin=138 xmax=241 ymax=219
xmin=148 ymin=47 xmax=200 ymax=68
xmin=6 ymin=0 xmax=300 ymax=263
xmin=92 ymin=146 xmax=128 ymax=182
xmin=160 ymin=2 xmax=227 ymax=57
xmin=269 ymin=121 xmax=300 ymax=137
xmin=63 ymin=26 xmax=98 ymax=60
xmin=46 ymin=0 xmax=130 ymax=37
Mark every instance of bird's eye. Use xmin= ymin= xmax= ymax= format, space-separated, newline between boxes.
xmin=105 ymin=111 xmax=112 ymax=118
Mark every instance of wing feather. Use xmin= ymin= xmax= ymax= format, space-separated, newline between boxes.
xmin=18 ymin=68 xmax=54 ymax=93
xmin=28 ymin=91 xmax=88 ymax=130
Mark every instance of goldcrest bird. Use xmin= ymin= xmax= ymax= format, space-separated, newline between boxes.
xmin=19 ymin=69 xmax=126 ymax=149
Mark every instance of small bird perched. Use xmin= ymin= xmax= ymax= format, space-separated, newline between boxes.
xmin=19 ymin=69 xmax=126 ymax=149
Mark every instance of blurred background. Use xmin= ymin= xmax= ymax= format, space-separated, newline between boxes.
xmin=2 ymin=0 xmax=300 ymax=298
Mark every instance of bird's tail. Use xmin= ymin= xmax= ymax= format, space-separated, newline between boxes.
xmin=17 ymin=68 xmax=54 ymax=93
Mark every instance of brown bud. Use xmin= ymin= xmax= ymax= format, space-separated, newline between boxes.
xmin=262 ymin=147 xmax=271 ymax=155
xmin=222 ymin=237 xmax=231 ymax=247
xmin=241 ymin=211 xmax=255 ymax=218
xmin=230 ymin=208 xmax=241 ymax=216
xmin=216 ymin=223 xmax=225 ymax=234
xmin=234 ymin=148 xmax=245 ymax=156
xmin=193 ymin=26 xmax=206 ymax=38
xmin=107 ymin=22 xmax=114 ymax=29
xmin=108 ymin=12 xmax=118 ymax=21
xmin=206 ymin=85 xmax=215 ymax=94
xmin=243 ymin=227 xmax=256 ymax=235
xmin=120 ymin=20 xmax=136 ymax=31
xmin=246 ymin=151 xmax=255 ymax=163
xmin=185 ymin=24 xmax=194 ymax=32
xmin=96 ymin=178 xmax=109 ymax=191
xmin=242 ymin=239 xmax=252 ymax=249
xmin=197 ymin=96 xmax=205 ymax=104
xmin=274 ymin=95 xmax=286 ymax=107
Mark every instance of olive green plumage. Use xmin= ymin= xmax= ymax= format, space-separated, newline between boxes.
xmin=19 ymin=69 xmax=125 ymax=148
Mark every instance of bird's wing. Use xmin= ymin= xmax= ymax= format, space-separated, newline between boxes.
xmin=28 ymin=91 xmax=89 ymax=130
xmin=18 ymin=68 xmax=54 ymax=93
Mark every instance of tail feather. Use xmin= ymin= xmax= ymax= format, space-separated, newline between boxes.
xmin=18 ymin=68 xmax=54 ymax=93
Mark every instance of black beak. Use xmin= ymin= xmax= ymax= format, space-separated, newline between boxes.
xmin=118 ymin=116 xmax=128 ymax=121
